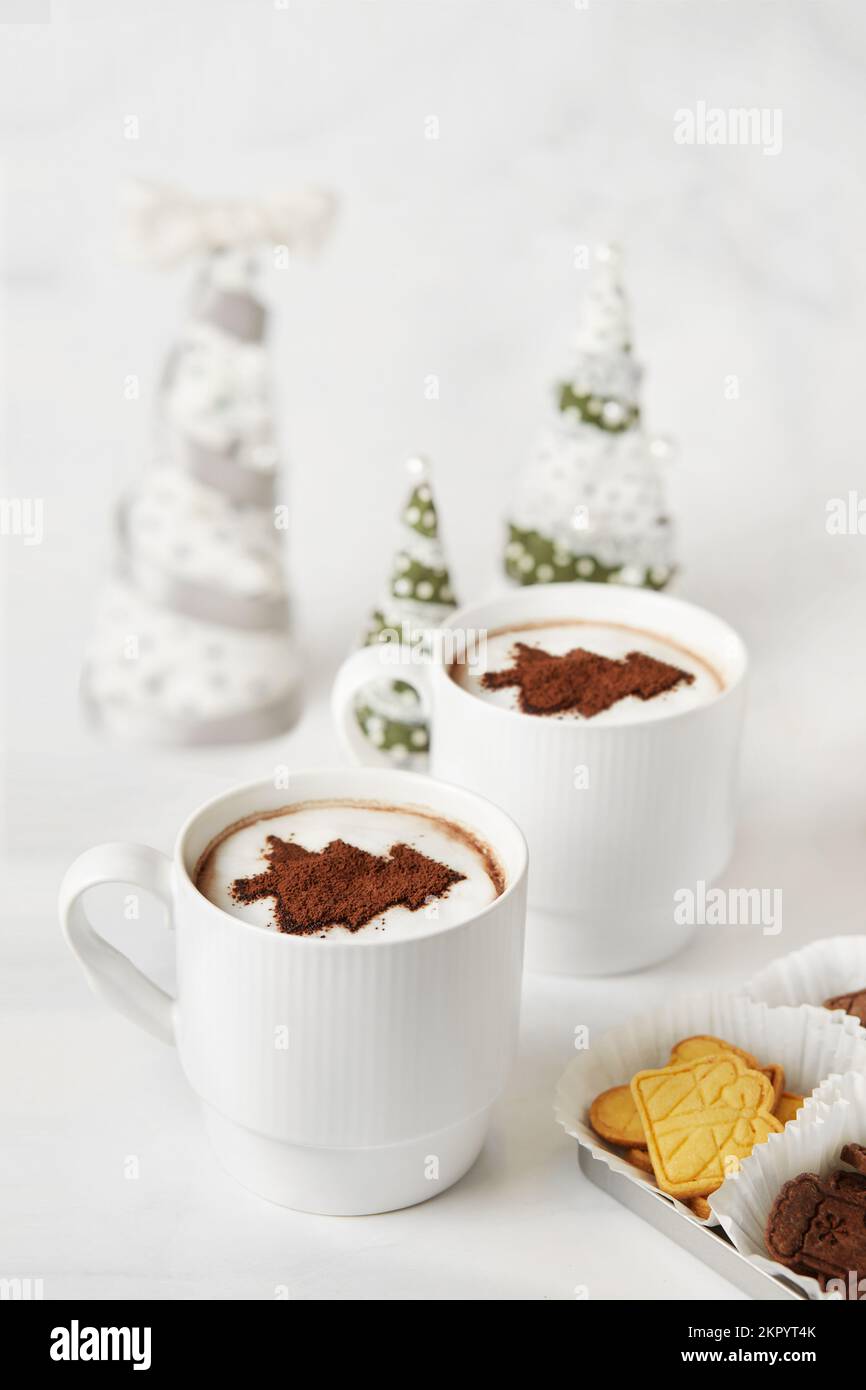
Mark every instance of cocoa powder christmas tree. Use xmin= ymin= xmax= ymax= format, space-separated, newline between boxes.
xmin=231 ymin=835 xmax=464 ymax=935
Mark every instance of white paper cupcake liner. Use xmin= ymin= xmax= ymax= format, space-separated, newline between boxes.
xmin=744 ymin=937 xmax=866 ymax=1030
xmin=806 ymin=1070 xmax=865 ymax=1110
xmin=711 ymin=1071 xmax=866 ymax=1300
xmin=554 ymin=992 xmax=866 ymax=1226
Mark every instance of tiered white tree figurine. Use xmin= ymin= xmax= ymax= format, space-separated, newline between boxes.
xmin=354 ymin=457 xmax=458 ymax=766
xmin=82 ymin=182 xmax=335 ymax=744
xmin=504 ymin=243 xmax=676 ymax=590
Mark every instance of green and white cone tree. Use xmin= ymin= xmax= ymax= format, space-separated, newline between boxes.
xmin=355 ymin=456 xmax=457 ymax=765
xmin=504 ymin=243 xmax=676 ymax=590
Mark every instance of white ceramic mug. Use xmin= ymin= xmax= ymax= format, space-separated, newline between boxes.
xmin=58 ymin=768 xmax=528 ymax=1215
xmin=333 ymin=583 xmax=747 ymax=976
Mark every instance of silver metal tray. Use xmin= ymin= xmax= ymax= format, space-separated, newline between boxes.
xmin=578 ymin=1146 xmax=808 ymax=1301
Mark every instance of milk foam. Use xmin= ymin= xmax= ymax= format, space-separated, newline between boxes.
xmin=451 ymin=620 xmax=723 ymax=725
xmin=196 ymin=799 xmax=502 ymax=939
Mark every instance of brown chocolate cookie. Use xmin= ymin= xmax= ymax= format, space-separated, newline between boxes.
xmin=841 ymin=1142 xmax=866 ymax=1175
xmin=766 ymin=1160 xmax=866 ymax=1287
xmin=823 ymin=988 xmax=866 ymax=1027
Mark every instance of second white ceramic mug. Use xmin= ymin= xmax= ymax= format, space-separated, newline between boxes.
xmin=333 ymin=583 xmax=747 ymax=976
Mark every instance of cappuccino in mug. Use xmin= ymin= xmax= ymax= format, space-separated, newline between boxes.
xmin=59 ymin=769 xmax=528 ymax=1214
xmin=195 ymin=799 xmax=504 ymax=939
xmin=449 ymin=620 xmax=723 ymax=725
xmin=333 ymin=583 xmax=748 ymax=975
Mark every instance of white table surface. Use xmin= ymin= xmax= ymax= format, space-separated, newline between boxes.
xmin=6 ymin=639 xmax=864 ymax=1303
xmin=3 ymin=0 xmax=866 ymax=1301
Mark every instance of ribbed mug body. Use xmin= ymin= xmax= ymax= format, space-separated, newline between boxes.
xmin=173 ymin=769 xmax=528 ymax=1212
xmin=428 ymin=584 xmax=747 ymax=975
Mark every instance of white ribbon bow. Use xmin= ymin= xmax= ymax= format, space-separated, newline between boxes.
xmin=123 ymin=180 xmax=337 ymax=268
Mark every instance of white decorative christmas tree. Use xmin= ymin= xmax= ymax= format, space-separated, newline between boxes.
xmin=354 ymin=457 xmax=457 ymax=765
xmin=82 ymin=182 xmax=335 ymax=744
xmin=504 ymin=244 xmax=676 ymax=590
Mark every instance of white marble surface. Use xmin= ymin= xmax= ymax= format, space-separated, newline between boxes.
xmin=3 ymin=0 xmax=866 ymax=1300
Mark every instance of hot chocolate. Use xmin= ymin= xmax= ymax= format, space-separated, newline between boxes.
xmin=450 ymin=619 xmax=723 ymax=725
xmin=195 ymin=798 xmax=504 ymax=939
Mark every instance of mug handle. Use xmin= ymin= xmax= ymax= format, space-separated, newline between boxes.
xmin=58 ymin=843 xmax=176 ymax=1045
xmin=331 ymin=644 xmax=434 ymax=767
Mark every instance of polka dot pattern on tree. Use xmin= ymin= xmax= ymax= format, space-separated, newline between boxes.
xmin=84 ymin=581 xmax=299 ymax=737
xmin=503 ymin=244 xmax=676 ymax=593
xmin=356 ymin=459 xmax=458 ymax=768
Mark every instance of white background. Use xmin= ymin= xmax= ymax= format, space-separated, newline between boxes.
xmin=3 ymin=0 xmax=866 ymax=1300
